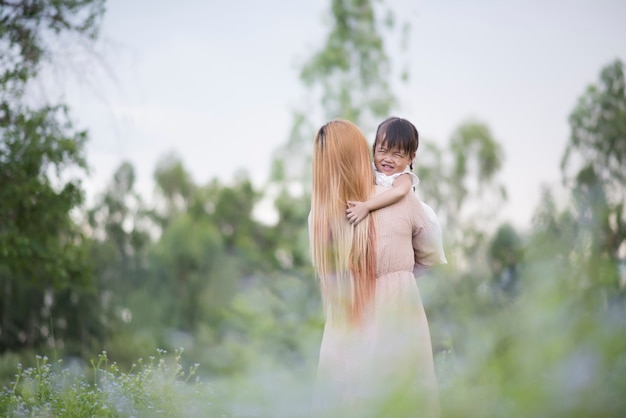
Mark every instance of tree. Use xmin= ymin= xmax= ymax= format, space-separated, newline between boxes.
xmin=562 ymin=59 xmax=626 ymax=199
xmin=560 ymin=59 xmax=626 ymax=298
xmin=300 ymin=0 xmax=400 ymax=128
xmin=416 ymin=120 xmax=508 ymax=358
xmin=417 ymin=119 xmax=507 ymax=268
xmin=488 ymin=223 xmax=523 ymax=299
xmin=149 ymin=157 xmax=274 ymax=333
xmin=0 ymin=101 xmax=95 ymax=352
xmin=0 ymin=0 xmax=105 ymax=102
xmin=0 ymin=0 xmax=106 ymax=354
xmin=87 ymin=161 xmax=152 ymax=271
xmin=151 ymin=213 xmax=224 ymax=332
xmin=152 ymin=152 xmax=196 ymax=228
xmin=84 ymin=161 xmax=153 ymax=343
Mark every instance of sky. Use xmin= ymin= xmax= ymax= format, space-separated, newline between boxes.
xmin=53 ymin=0 xmax=626 ymax=230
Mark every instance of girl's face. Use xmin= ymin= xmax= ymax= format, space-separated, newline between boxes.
xmin=373 ymin=141 xmax=414 ymax=176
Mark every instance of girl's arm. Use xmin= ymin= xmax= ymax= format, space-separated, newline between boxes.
xmin=346 ymin=174 xmax=413 ymax=225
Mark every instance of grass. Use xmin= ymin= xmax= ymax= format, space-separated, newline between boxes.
xmin=3 ymin=333 xmax=625 ymax=418
xmin=0 ymin=348 xmax=225 ymax=417
xmin=2 ymin=277 xmax=625 ymax=417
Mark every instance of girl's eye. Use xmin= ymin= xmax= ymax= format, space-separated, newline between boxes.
xmin=394 ymin=153 xmax=404 ymax=158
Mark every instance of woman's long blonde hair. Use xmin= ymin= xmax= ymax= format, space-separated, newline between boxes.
xmin=310 ymin=120 xmax=377 ymax=323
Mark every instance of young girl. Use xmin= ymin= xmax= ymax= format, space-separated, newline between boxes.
xmin=346 ymin=117 xmax=446 ymax=267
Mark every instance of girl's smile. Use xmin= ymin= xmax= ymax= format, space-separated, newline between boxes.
xmin=374 ymin=144 xmax=413 ymax=176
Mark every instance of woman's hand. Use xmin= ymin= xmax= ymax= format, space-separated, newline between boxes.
xmin=346 ymin=201 xmax=370 ymax=225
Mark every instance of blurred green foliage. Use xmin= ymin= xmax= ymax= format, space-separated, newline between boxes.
xmin=1 ymin=0 xmax=625 ymax=416
xmin=0 ymin=349 xmax=224 ymax=417
xmin=1 ymin=0 xmax=106 ymax=356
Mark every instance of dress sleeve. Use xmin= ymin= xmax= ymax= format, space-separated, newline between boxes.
xmin=420 ymin=202 xmax=447 ymax=264
xmin=411 ymin=196 xmax=447 ymax=277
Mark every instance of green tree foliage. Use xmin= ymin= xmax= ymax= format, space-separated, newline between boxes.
xmin=152 ymin=153 xmax=196 ymax=228
xmin=300 ymin=0 xmax=399 ymax=126
xmin=417 ymin=119 xmax=507 ymax=267
xmin=563 ymin=59 xmax=626 ymax=196
xmin=414 ymin=120 xmax=508 ymax=370
xmin=449 ymin=122 xmax=506 ymax=213
xmin=0 ymin=0 xmax=106 ymax=354
xmin=559 ymin=59 xmax=626 ymax=299
xmin=84 ymin=161 xmax=152 ymax=353
xmin=0 ymin=0 xmax=105 ymax=100
xmin=151 ymin=213 xmax=224 ymax=331
xmin=488 ymin=223 xmax=523 ymax=298
xmin=453 ymin=61 xmax=626 ymax=416
xmin=88 ymin=156 xmax=284 ymax=369
xmin=0 ymin=104 xmax=93 ymax=352
xmin=87 ymin=161 xmax=152 ymax=273
xmin=430 ymin=61 xmax=626 ymax=418
xmin=152 ymin=155 xmax=274 ymax=274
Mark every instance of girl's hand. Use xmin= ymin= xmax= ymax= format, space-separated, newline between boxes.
xmin=346 ymin=201 xmax=370 ymax=225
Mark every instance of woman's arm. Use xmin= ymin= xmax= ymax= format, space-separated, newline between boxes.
xmin=346 ymin=174 xmax=412 ymax=225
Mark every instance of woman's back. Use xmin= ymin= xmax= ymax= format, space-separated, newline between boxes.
xmin=317 ymin=186 xmax=444 ymax=416
xmin=373 ymin=185 xmax=445 ymax=279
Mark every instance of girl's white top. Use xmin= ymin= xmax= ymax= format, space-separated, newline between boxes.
xmin=373 ymin=164 xmax=420 ymax=188
xmin=373 ymin=164 xmax=448 ymax=267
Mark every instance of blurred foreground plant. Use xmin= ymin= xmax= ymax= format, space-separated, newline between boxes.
xmin=0 ymin=348 xmax=224 ymax=417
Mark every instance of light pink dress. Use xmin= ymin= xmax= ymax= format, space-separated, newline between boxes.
xmin=315 ymin=186 xmax=446 ymax=416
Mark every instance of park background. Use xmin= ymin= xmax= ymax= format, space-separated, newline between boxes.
xmin=1 ymin=0 xmax=625 ymax=416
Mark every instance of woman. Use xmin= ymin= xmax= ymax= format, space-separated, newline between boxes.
xmin=309 ymin=119 xmax=446 ymax=417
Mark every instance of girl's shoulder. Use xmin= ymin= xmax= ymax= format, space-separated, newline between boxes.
xmin=404 ymin=171 xmax=420 ymax=188
xmin=395 ymin=167 xmax=420 ymax=188
xmin=373 ymin=169 xmax=419 ymax=188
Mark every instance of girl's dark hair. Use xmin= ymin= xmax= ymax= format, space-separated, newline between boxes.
xmin=373 ymin=117 xmax=419 ymax=168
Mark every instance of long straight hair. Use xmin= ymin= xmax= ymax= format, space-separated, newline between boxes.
xmin=310 ymin=120 xmax=377 ymax=323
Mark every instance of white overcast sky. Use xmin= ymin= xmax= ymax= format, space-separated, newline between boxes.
xmin=55 ymin=0 xmax=626 ymax=230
